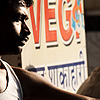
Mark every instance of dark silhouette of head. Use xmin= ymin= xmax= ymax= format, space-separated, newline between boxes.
xmin=0 ymin=0 xmax=33 ymax=55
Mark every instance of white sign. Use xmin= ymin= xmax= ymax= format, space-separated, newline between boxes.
xmin=21 ymin=0 xmax=88 ymax=93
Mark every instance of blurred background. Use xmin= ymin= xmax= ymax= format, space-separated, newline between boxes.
xmin=84 ymin=0 xmax=100 ymax=75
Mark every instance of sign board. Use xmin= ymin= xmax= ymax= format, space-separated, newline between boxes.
xmin=21 ymin=0 xmax=88 ymax=93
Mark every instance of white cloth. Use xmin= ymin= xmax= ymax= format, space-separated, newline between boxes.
xmin=0 ymin=59 xmax=23 ymax=100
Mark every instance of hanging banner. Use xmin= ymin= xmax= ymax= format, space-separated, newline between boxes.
xmin=21 ymin=0 xmax=88 ymax=93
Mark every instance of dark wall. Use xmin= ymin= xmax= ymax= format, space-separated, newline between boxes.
xmin=84 ymin=0 xmax=100 ymax=75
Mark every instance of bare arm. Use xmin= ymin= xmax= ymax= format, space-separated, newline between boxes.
xmin=13 ymin=67 xmax=97 ymax=100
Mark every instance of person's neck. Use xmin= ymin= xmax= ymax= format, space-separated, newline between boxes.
xmin=0 ymin=60 xmax=7 ymax=93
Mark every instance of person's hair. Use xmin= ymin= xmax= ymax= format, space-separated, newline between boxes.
xmin=23 ymin=0 xmax=34 ymax=7
xmin=8 ymin=0 xmax=34 ymax=7
xmin=0 ymin=0 xmax=33 ymax=13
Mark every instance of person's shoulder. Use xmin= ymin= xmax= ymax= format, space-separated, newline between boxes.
xmin=12 ymin=66 xmax=39 ymax=80
xmin=12 ymin=66 xmax=40 ymax=99
xmin=12 ymin=66 xmax=29 ymax=74
xmin=12 ymin=66 xmax=46 ymax=86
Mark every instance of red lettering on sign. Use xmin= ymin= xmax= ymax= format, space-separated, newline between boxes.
xmin=29 ymin=0 xmax=41 ymax=46
xmin=73 ymin=0 xmax=79 ymax=23
xmin=58 ymin=0 xmax=73 ymax=45
xmin=72 ymin=0 xmax=82 ymax=41
xmin=29 ymin=0 xmax=83 ymax=47
xmin=76 ymin=31 xmax=79 ymax=39
xmin=44 ymin=0 xmax=57 ymax=43
xmin=67 ymin=0 xmax=71 ymax=3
